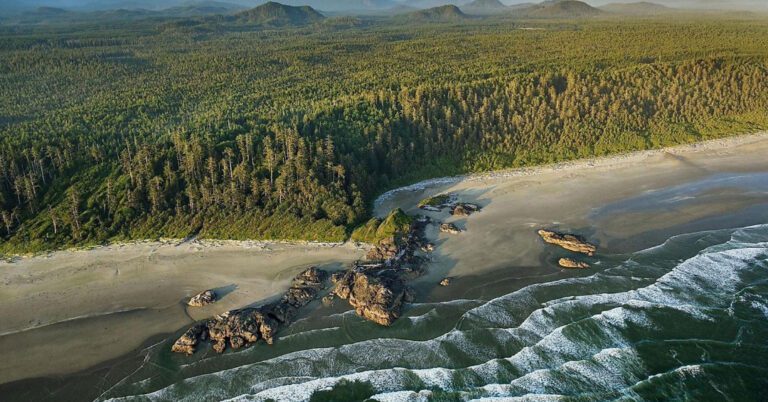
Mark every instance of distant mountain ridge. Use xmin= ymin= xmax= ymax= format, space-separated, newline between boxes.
xmin=236 ymin=1 xmax=325 ymax=26
xmin=402 ymin=4 xmax=469 ymax=21
xmin=462 ymin=0 xmax=509 ymax=15
xmin=517 ymin=0 xmax=603 ymax=18
xmin=273 ymin=0 xmax=399 ymax=12
xmin=600 ymin=2 xmax=672 ymax=15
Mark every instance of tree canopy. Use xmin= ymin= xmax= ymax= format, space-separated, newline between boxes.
xmin=1 ymin=16 xmax=767 ymax=253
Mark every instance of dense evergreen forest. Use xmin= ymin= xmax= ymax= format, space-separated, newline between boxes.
xmin=1 ymin=15 xmax=768 ymax=252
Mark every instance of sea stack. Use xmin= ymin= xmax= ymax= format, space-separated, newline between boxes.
xmin=538 ymin=229 xmax=597 ymax=256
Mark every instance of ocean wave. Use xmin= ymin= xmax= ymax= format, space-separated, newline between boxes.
xmin=100 ymin=224 xmax=768 ymax=402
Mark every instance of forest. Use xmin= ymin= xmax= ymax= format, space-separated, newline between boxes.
xmin=1 ymin=15 xmax=768 ymax=252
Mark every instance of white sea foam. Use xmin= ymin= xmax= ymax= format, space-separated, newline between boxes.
xmin=370 ymin=390 xmax=431 ymax=402
xmin=101 ymin=225 xmax=768 ymax=402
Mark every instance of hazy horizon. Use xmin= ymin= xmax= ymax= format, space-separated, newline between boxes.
xmin=2 ymin=0 xmax=767 ymax=14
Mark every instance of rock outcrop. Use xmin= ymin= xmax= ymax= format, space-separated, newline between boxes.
xmin=538 ymin=230 xmax=597 ymax=256
xmin=558 ymin=258 xmax=590 ymax=269
xmin=172 ymin=267 xmax=327 ymax=355
xmin=440 ymin=222 xmax=462 ymax=234
xmin=187 ymin=289 xmax=216 ymax=307
xmin=450 ymin=203 xmax=480 ymax=216
xmin=418 ymin=195 xmax=482 ymax=217
xmin=365 ymin=237 xmax=399 ymax=261
xmin=418 ymin=194 xmax=453 ymax=211
xmin=171 ymin=324 xmax=206 ymax=355
xmin=330 ymin=212 xmax=432 ymax=326
xmin=439 ymin=277 xmax=452 ymax=287
xmin=331 ymin=271 xmax=412 ymax=326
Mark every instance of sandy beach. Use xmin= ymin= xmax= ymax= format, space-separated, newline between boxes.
xmin=0 ymin=240 xmax=364 ymax=384
xmin=2 ymin=132 xmax=768 ymax=389
xmin=375 ymin=132 xmax=768 ymax=289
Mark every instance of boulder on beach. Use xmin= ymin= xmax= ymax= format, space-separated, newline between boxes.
xmin=187 ymin=289 xmax=216 ymax=307
xmin=450 ymin=203 xmax=480 ymax=216
xmin=558 ymin=258 xmax=590 ymax=269
xmin=439 ymin=277 xmax=452 ymax=286
xmin=440 ymin=222 xmax=462 ymax=234
xmin=171 ymin=324 xmax=205 ymax=355
xmin=538 ymin=229 xmax=597 ymax=256
xmin=172 ymin=266 xmax=327 ymax=355
xmin=332 ymin=271 xmax=411 ymax=326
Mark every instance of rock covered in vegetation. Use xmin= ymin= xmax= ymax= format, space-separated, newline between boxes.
xmin=538 ymin=229 xmax=597 ymax=256
xmin=418 ymin=194 xmax=454 ymax=211
xmin=333 ymin=209 xmax=432 ymax=325
xmin=351 ymin=209 xmax=415 ymax=262
xmin=172 ymin=267 xmax=327 ymax=355
xmin=331 ymin=271 xmax=412 ymax=326
xmin=187 ymin=289 xmax=216 ymax=307
xmin=450 ymin=203 xmax=480 ymax=216
xmin=440 ymin=222 xmax=462 ymax=234
xmin=558 ymin=258 xmax=590 ymax=269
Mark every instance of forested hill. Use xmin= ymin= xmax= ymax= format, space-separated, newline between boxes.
xmin=235 ymin=2 xmax=324 ymax=26
xmin=1 ymin=17 xmax=768 ymax=252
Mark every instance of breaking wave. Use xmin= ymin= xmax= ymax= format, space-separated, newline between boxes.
xmin=99 ymin=224 xmax=768 ymax=401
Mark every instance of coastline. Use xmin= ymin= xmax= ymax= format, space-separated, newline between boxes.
xmin=2 ymin=131 xmax=768 ymax=391
xmin=376 ymin=131 xmax=768 ymax=286
xmin=0 ymin=240 xmax=365 ymax=383
xmin=4 ymin=131 xmax=766 ymax=262
xmin=1 ymin=237 xmax=355 ymax=262
xmin=374 ymin=131 xmax=768 ymax=212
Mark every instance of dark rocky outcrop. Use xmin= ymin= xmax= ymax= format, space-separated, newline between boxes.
xmin=450 ymin=203 xmax=480 ymax=216
xmin=440 ymin=222 xmax=462 ymax=234
xmin=172 ymin=267 xmax=327 ymax=355
xmin=331 ymin=211 xmax=432 ymax=325
xmin=418 ymin=194 xmax=482 ymax=217
xmin=365 ymin=238 xmax=400 ymax=261
xmin=331 ymin=271 xmax=412 ymax=326
xmin=187 ymin=289 xmax=216 ymax=307
xmin=538 ymin=229 xmax=597 ymax=256
xmin=558 ymin=258 xmax=590 ymax=269
xmin=418 ymin=194 xmax=454 ymax=211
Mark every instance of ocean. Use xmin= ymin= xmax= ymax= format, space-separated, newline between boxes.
xmin=95 ymin=223 xmax=768 ymax=401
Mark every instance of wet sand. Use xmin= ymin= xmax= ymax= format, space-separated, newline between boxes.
xmin=2 ymin=132 xmax=768 ymax=390
xmin=375 ymin=132 xmax=768 ymax=290
xmin=0 ymin=241 xmax=364 ymax=384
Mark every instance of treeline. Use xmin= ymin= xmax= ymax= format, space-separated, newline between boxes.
xmin=1 ymin=18 xmax=768 ymax=252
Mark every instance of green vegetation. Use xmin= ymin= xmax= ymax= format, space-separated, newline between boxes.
xmin=418 ymin=194 xmax=451 ymax=208
xmin=308 ymin=379 xmax=376 ymax=402
xmin=350 ymin=208 xmax=413 ymax=245
xmin=2 ymin=12 xmax=768 ymax=253
xmin=235 ymin=2 xmax=325 ymax=27
xmin=463 ymin=0 xmax=508 ymax=16
xmin=522 ymin=0 xmax=603 ymax=18
xmin=400 ymin=5 xmax=468 ymax=22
